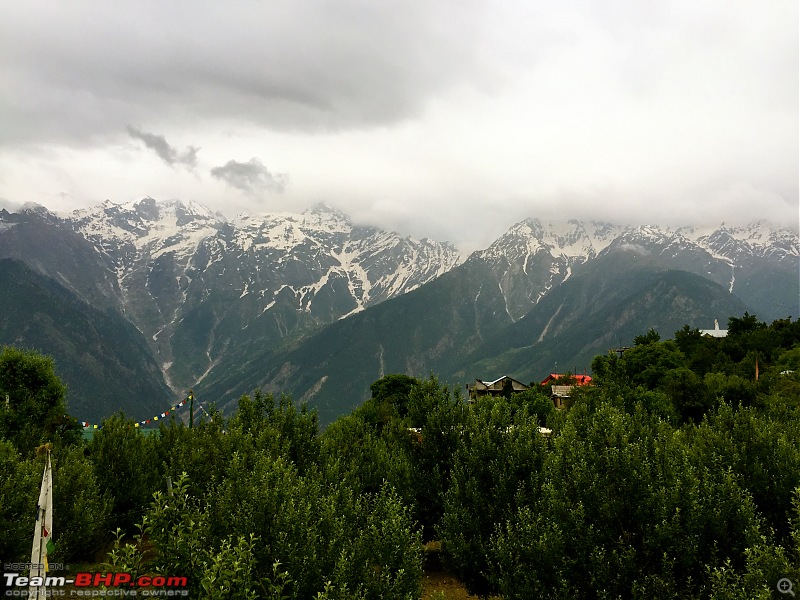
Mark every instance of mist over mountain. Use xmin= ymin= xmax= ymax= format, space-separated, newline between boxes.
xmin=0 ymin=198 xmax=796 ymax=422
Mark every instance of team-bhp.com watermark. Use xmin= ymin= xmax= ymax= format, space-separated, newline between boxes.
xmin=3 ymin=565 xmax=187 ymax=597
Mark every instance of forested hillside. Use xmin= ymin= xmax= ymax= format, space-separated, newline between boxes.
xmin=0 ymin=258 xmax=172 ymax=418
xmin=2 ymin=314 xmax=800 ymax=598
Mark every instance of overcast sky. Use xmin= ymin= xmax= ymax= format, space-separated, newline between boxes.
xmin=1 ymin=1 xmax=797 ymax=251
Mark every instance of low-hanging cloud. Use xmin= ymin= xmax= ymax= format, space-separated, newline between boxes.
xmin=210 ymin=158 xmax=288 ymax=195
xmin=127 ymin=126 xmax=199 ymax=169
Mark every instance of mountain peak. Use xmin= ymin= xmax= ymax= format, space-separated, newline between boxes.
xmin=308 ymin=201 xmax=341 ymax=214
xmin=20 ymin=202 xmax=50 ymax=215
xmin=303 ymin=202 xmax=352 ymax=227
xmin=131 ymin=197 xmax=222 ymax=225
xmin=487 ymin=218 xmax=622 ymax=262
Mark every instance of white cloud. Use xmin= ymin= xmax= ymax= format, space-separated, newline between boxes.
xmin=0 ymin=0 xmax=796 ymax=251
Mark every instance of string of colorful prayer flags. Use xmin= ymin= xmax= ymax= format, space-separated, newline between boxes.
xmin=79 ymin=392 xmax=197 ymax=429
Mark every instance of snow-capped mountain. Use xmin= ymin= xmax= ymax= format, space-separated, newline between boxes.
xmin=69 ymin=198 xmax=460 ymax=311
xmin=59 ymin=197 xmax=462 ymax=390
xmin=0 ymin=198 xmax=796 ymax=420
xmin=473 ymin=218 xmax=798 ymax=322
xmin=227 ymin=217 xmax=791 ymax=423
xmin=475 ymin=219 xmax=625 ymax=319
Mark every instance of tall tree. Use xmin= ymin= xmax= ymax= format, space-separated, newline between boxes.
xmin=0 ymin=346 xmax=80 ymax=455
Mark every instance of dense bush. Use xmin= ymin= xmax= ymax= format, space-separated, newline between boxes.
xmin=2 ymin=315 xmax=800 ymax=598
xmin=439 ymin=398 xmax=548 ymax=596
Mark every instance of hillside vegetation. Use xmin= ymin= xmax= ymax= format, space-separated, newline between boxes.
xmin=2 ymin=313 xmax=800 ymax=598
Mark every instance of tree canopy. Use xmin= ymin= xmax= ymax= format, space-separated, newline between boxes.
xmin=1 ymin=315 xmax=799 ymax=598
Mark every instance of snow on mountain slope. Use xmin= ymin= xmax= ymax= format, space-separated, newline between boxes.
xmin=69 ymin=198 xmax=462 ymax=313
xmin=472 ymin=217 xmax=798 ymax=322
xmin=61 ymin=197 xmax=463 ymax=389
xmin=55 ymin=200 xmax=799 ymax=336
xmin=481 ymin=219 xmax=622 ymax=263
xmin=474 ymin=219 xmax=627 ymax=320
xmin=682 ymin=221 xmax=799 ymax=263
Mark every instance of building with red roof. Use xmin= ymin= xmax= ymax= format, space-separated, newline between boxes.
xmin=540 ymin=373 xmax=592 ymax=386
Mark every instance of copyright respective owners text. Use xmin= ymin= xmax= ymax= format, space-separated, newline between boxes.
xmin=3 ymin=568 xmax=188 ymax=597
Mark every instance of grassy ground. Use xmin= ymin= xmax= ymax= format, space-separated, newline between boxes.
xmin=421 ymin=541 xmax=502 ymax=600
xmin=422 ymin=569 xmax=486 ymax=599
xmin=56 ymin=539 xmax=494 ymax=599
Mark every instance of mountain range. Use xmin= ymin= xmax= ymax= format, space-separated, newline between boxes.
xmin=0 ymin=198 xmax=796 ymax=423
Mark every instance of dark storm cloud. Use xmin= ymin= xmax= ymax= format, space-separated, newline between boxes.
xmin=210 ymin=158 xmax=288 ymax=195
xmin=126 ymin=126 xmax=199 ymax=169
xmin=0 ymin=1 xmax=485 ymax=146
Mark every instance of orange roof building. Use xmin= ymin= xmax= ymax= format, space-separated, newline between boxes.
xmin=540 ymin=373 xmax=592 ymax=386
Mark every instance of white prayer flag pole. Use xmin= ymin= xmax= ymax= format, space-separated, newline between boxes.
xmin=29 ymin=445 xmax=53 ymax=599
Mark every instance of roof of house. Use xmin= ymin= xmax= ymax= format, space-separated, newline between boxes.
xmin=473 ymin=375 xmax=529 ymax=388
xmin=540 ymin=373 xmax=593 ymax=386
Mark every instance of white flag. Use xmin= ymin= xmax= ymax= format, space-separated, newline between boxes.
xmin=29 ymin=451 xmax=53 ymax=599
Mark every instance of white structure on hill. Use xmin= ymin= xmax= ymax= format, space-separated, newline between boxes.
xmin=700 ymin=319 xmax=728 ymax=338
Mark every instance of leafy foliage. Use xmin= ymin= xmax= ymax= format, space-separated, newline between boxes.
xmin=439 ymin=397 xmax=547 ymax=596
xmin=2 ymin=315 xmax=800 ymax=597
xmin=88 ymin=413 xmax=161 ymax=531
xmin=98 ymin=390 xmax=422 ymax=599
xmin=0 ymin=438 xmax=41 ymax=561
xmin=0 ymin=346 xmax=80 ymax=455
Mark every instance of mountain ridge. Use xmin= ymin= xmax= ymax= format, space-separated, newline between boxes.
xmin=59 ymin=197 xmax=463 ymax=390
xmin=0 ymin=197 xmax=796 ymax=421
